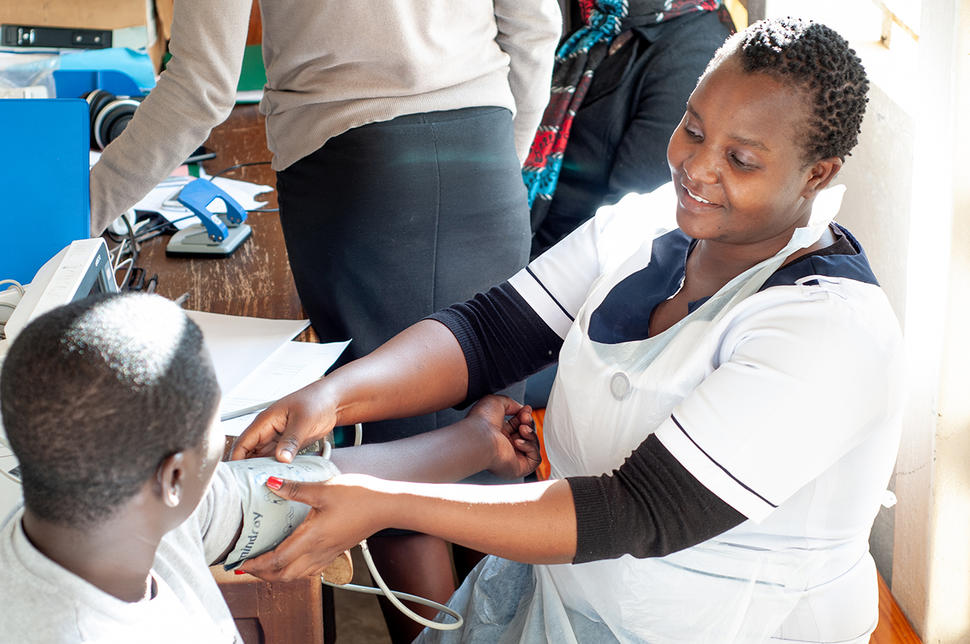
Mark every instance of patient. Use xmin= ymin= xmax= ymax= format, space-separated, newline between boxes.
xmin=0 ymin=292 xmax=537 ymax=642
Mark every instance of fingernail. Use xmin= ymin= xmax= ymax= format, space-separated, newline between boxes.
xmin=266 ymin=476 xmax=283 ymax=490
xmin=279 ymin=449 xmax=293 ymax=462
xmin=234 ymin=570 xmax=247 ymax=575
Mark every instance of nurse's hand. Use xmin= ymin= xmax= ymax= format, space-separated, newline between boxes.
xmin=230 ymin=381 xmax=337 ymax=463
xmin=237 ymin=474 xmax=387 ymax=582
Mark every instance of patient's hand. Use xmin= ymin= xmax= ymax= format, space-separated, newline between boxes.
xmin=464 ymin=395 xmax=540 ymax=479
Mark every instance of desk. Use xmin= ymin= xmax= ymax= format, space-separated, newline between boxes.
xmin=131 ymin=105 xmax=330 ymax=643
xmin=136 ymin=104 xmax=311 ymax=330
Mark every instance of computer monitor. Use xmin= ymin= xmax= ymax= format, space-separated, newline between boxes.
xmin=3 ymin=238 xmax=118 ymax=343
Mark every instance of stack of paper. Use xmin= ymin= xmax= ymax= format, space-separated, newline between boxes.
xmin=185 ymin=310 xmax=350 ymax=436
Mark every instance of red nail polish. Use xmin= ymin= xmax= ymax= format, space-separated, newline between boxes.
xmin=266 ymin=476 xmax=283 ymax=490
xmin=234 ymin=570 xmax=247 ymax=575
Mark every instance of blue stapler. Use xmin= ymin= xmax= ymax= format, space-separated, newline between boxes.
xmin=165 ymin=179 xmax=252 ymax=257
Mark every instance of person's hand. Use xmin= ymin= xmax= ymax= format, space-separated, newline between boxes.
xmin=236 ymin=473 xmax=385 ymax=582
xmin=230 ymin=382 xmax=338 ymax=463
xmin=464 ymin=395 xmax=540 ymax=479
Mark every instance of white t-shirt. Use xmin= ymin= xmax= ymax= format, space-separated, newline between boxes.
xmin=0 ymin=464 xmax=243 ymax=643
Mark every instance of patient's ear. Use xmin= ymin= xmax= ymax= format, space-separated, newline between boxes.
xmin=156 ymin=452 xmax=186 ymax=509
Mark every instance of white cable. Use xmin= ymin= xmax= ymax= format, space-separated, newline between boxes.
xmin=109 ymin=240 xmax=130 ymax=274
xmin=113 ymin=257 xmax=134 ymax=289
xmin=0 ymin=280 xmax=25 ymax=337
xmin=332 ymin=422 xmax=463 ymax=630
xmin=322 ymin=578 xmax=451 ymax=605
xmin=109 ymin=237 xmax=130 ymax=265
xmin=322 ymin=538 xmax=464 ymax=631
xmin=0 ymin=280 xmax=25 ymax=296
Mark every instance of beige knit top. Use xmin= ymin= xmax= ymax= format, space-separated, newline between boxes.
xmin=89 ymin=0 xmax=562 ymax=234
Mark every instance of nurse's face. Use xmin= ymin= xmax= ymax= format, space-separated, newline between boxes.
xmin=666 ymin=55 xmax=836 ymax=254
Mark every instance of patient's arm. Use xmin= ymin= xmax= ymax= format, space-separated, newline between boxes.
xmin=330 ymin=395 xmax=538 ymax=483
xmin=208 ymin=395 xmax=537 ymax=571
xmin=212 ymin=522 xmax=244 ymax=566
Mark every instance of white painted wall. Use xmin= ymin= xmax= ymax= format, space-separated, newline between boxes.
xmin=893 ymin=3 xmax=970 ymax=640
xmin=763 ymin=1 xmax=970 ymax=640
xmin=836 ymin=79 xmax=914 ymax=591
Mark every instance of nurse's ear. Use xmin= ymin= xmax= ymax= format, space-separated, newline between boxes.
xmin=800 ymin=157 xmax=842 ymax=199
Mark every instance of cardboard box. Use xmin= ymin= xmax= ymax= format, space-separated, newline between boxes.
xmin=0 ymin=0 xmax=171 ymax=72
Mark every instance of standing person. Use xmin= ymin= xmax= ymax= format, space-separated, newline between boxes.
xmin=88 ymin=2 xmax=561 ymax=639
xmin=521 ymin=0 xmax=733 ymax=408
xmin=524 ymin=0 xmax=733 ymax=258
xmin=233 ymin=18 xmax=901 ymax=643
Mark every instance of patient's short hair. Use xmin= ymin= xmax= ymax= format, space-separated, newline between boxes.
xmin=1 ymin=292 xmax=220 ymax=525
xmin=709 ymin=17 xmax=870 ymax=162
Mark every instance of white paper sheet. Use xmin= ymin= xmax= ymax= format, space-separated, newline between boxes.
xmin=131 ymin=176 xmax=273 ymax=230
xmin=219 ymin=339 xmax=350 ymax=436
xmin=185 ymin=310 xmax=310 ymax=395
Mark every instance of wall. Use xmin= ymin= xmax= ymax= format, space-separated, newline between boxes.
xmin=764 ymin=1 xmax=970 ymax=640
xmin=891 ymin=3 xmax=970 ymax=640
xmin=836 ymin=80 xmax=914 ymax=587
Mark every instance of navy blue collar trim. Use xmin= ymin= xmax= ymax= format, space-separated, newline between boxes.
xmin=588 ymin=224 xmax=878 ymax=345
xmin=760 ymin=223 xmax=878 ymax=290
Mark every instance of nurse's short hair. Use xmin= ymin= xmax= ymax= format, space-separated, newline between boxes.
xmin=708 ymin=17 xmax=869 ymax=162
xmin=0 ymin=292 xmax=220 ymax=525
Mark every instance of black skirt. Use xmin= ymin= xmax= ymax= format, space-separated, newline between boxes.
xmin=277 ymin=106 xmax=529 ymax=445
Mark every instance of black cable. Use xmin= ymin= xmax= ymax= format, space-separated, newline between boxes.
xmin=110 ymin=162 xmax=276 ymax=256
xmin=104 ymin=228 xmax=128 ymax=244
xmin=208 ymin=160 xmax=278 ymax=212
xmin=122 ymin=211 xmax=139 ymax=262
xmin=208 ymin=160 xmax=273 ymax=180
xmin=134 ymin=214 xmax=196 ymax=239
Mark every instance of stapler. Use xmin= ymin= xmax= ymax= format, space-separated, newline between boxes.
xmin=166 ymin=179 xmax=252 ymax=257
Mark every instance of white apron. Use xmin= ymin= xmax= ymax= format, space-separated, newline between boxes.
xmin=538 ymin=197 xmax=840 ymax=643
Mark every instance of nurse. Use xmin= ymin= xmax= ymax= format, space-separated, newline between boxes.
xmin=233 ymin=17 xmax=902 ymax=643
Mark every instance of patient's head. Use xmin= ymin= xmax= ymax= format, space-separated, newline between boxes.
xmin=1 ymin=292 xmax=221 ymax=526
xmin=707 ymin=17 xmax=869 ymax=163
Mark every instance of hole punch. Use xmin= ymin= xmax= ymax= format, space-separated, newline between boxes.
xmin=165 ymin=179 xmax=253 ymax=257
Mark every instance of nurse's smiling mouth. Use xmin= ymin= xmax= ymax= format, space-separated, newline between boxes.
xmin=678 ymin=181 xmax=722 ymax=210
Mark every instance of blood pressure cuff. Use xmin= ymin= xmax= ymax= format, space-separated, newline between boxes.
xmin=222 ymin=455 xmax=340 ymax=570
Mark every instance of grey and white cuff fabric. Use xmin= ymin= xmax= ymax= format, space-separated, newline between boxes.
xmin=223 ymin=454 xmax=340 ymax=570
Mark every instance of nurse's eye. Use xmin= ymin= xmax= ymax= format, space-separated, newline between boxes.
xmin=729 ymin=152 xmax=756 ymax=170
xmin=684 ymin=125 xmax=703 ymax=141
